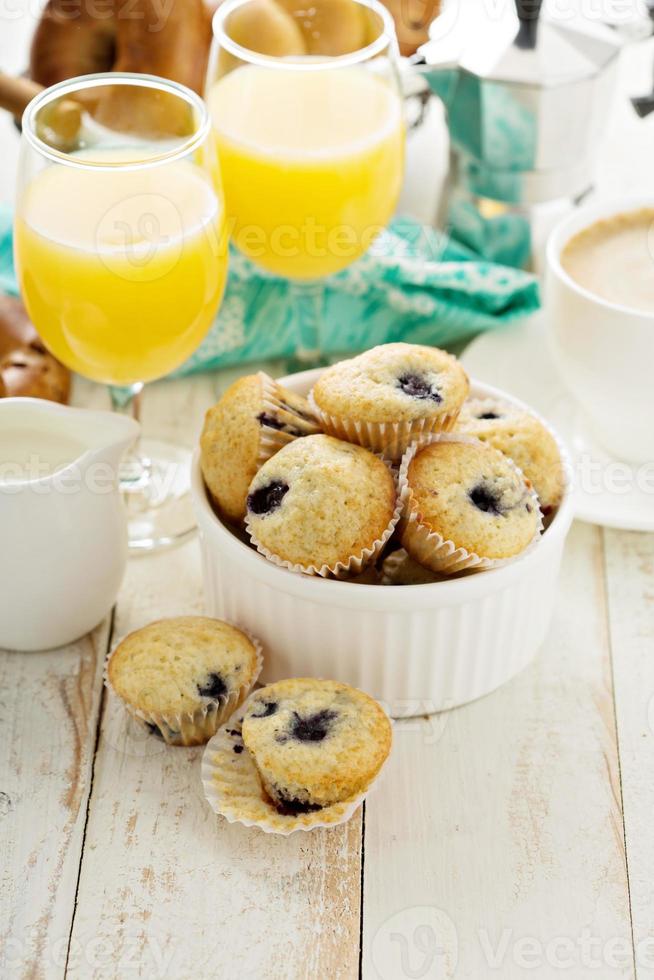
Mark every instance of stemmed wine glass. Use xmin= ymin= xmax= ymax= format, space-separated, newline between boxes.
xmin=15 ymin=73 xmax=228 ymax=551
xmin=206 ymin=0 xmax=404 ymax=366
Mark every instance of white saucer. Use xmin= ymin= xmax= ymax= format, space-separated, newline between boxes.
xmin=461 ymin=314 xmax=654 ymax=531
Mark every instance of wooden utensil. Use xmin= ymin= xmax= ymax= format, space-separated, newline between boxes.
xmin=0 ymin=71 xmax=82 ymax=151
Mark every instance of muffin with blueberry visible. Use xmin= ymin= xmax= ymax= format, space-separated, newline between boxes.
xmin=456 ymin=399 xmax=564 ymax=515
xmin=241 ymin=678 xmax=392 ymax=813
xmin=106 ymin=616 xmax=262 ymax=746
xmin=200 ymin=372 xmax=321 ymax=523
xmin=245 ymin=434 xmax=399 ymax=577
xmin=310 ymin=343 xmax=469 ymax=460
xmin=400 ymin=438 xmax=541 ymax=574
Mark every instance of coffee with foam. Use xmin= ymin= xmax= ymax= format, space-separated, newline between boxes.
xmin=561 ymin=208 xmax=654 ymax=314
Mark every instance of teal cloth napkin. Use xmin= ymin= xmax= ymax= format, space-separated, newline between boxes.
xmin=0 ymin=205 xmax=539 ymax=374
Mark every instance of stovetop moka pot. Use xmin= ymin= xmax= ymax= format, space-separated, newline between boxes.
xmin=412 ymin=0 xmax=654 ymax=267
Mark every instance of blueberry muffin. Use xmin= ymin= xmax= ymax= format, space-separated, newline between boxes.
xmin=456 ymin=399 xmax=564 ymax=515
xmin=200 ymin=372 xmax=321 ymax=523
xmin=245 ymin=434 xmax=399 ymax=576
xmin=241 ymin=678 xmax=392 ymax=812
xmin=107 ymin=616 xmax=262 ymax=746
xmin=311 ymin=343 xmax=469 ymax=460
xmin=400 ymin=439 xmax=541 ymax=573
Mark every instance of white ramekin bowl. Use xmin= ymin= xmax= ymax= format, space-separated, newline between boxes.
xmin=191 ymin=371 xmax=574 ymax=717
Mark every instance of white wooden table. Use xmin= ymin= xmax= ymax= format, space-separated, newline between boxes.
xmin=2 ymin=17 xmax=654 ymax=980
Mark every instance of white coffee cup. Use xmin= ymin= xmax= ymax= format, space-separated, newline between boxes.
xmin=545 ymin=196 xmax=654 ymax=464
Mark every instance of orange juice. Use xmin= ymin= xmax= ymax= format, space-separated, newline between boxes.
xmin=208 ymin=65 xmax=404 ymax=279
xmin=15 ymin=155 xmax=227 ymax=385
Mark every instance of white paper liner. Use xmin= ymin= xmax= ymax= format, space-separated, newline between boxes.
xmin=398 ymin=434 xmax=544 ymax=575
xmin=104 ymin=626 xmax=264 ymax=747
xmin=257 ymin=372 xmax=322 ymax=466
xmin=201 ymin=693 xmax=388 ymax=835
xmin=455 ymin=395 xmax=568 ymax=518
xmin=308 ymin=389 xmax=460 ymax=463
xmin=244 ymin=461 xmax=404 ymax=579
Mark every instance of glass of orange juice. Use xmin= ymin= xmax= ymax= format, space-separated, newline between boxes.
xmin=206 ymin=0 xmax=404 ymax=364
xmin=15 ymin=74 xmax=228 ymax=552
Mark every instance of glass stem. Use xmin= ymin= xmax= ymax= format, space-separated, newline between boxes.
xmin=290 ymin=280 xmax=324 ymax=366
xmin=109 ymin=382 xmax=151 ymax=492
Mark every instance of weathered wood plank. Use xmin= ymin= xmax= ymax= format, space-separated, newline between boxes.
xmin=361 ymin=522 xmax=634 ymax=980
xmin=66 ymin=377 xmax=362 ymax=980
xmin=0 ymin=622 xmax=109 ymax=980
xmin=604 ymin=529 xmax=654 ymax=980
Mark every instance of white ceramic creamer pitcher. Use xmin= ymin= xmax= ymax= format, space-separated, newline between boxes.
xmin=0 ymin=398 xmax=139 ymax=651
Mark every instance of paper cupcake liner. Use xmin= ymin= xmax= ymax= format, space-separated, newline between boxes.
xmin=104 ymin=629 xmax=264 ymax=748
xmin=201 ymin=694 xmax=388 ymax=835
xmin=308 ymin=390 xmax=460 ymax=463
xmin=244 ymin=462 xmax=404 ymax=579
xmin=397 ymin=435 xmax=544 ymax=575
xmin=257 ymin=372 xmax=322 ymax=466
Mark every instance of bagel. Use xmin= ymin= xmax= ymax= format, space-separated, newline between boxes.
xmin=30 ymin=0 xmax=440 ymax=96
xmin=29 ymin=0 xmax=115 ymax=89
xmin=274 ymin=0 xmax=368 ymax=55
xmin=381 ymin=0 xmax=441 ymax=56
xmin=0 ymin=295 xmax=70 ymax=403
xmin=30 ymin=0 xmax=212 ymax=96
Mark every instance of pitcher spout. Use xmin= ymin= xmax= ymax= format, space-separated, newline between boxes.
xmin=0 ymin=397 xmax=139 ymax=480
xmin=84 ymin=411 xmax=140 ymax=473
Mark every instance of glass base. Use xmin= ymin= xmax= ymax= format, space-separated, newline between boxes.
xmin=121 ymin=439 xmax=196 ymax=554
xmin=286 ymin=279 xmax=329 ymax=372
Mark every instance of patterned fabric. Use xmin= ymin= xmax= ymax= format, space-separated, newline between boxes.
xmin=0 ymin=207 xmax=539 ymax=376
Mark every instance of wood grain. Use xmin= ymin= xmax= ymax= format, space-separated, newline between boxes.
xmin=604 ymin=529 xmax=654 ymax=980
xmin=0 ymin=622 xmax=109 ymax=980
xmin=361 ymin=522 xmax=634 ymax=980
